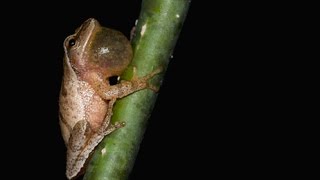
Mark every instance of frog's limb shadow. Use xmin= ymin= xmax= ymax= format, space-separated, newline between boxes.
xmin=100 ymin=98 xmax=125 ymax=135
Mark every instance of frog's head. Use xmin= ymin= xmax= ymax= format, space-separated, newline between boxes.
xmin=64 ymin=18 xmax=132 ymax=79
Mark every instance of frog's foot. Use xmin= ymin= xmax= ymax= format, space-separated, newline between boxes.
xmin=131 ymin=66 xmax=163 ymax=92
xmin=147 ymin=84 xmax=160 ymax=92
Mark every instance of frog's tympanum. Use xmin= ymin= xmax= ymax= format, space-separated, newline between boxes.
xmin=59 ymin=18 xmax=161 ymax=179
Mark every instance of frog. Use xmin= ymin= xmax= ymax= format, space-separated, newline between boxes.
xmin=59 ymin=18 xmax=161 ymax=179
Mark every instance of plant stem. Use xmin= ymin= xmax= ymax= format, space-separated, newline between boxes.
xmin=83 ymin=0 xmax=190 ymax=179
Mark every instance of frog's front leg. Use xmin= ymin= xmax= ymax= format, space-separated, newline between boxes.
xmin=90 ymin=67 xmax=162 ymax=137
xmin=98 ymin=67 xmax=163 ymax=100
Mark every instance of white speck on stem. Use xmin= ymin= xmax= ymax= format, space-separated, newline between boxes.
xmin=141 ymin=24 xmax=147 ymax=36
xmin=135 ymin=19 xmax=138 ymax=26
xmin=176 ymin=14 xmax=180 ymax=18
xmin=101 ymin=148 xmax=106 ymax=155
xmin=98 ymin=47 xmax=110 ymax=55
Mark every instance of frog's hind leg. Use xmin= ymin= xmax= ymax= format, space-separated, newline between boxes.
xmin=68 ymin=120 xmax=91 ymax=151
xmin=66 ymin=120 xmax=93 ymax=179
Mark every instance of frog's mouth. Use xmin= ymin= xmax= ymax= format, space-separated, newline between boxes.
xmin=78 ymin=18 xmax=99 ymax=33
xmin=73 ymin=18 xmax=100 ymax=57
xmin=63 ymin=18 xmax=100 ymax=53
xmin=63 ymin=18 xmax=101 ymax=73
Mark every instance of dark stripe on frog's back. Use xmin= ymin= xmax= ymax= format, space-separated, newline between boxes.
xmin=59 ymin=111 xmax=73 ymax=132
xmin=60 ymin=79 xmax=68 ymax=96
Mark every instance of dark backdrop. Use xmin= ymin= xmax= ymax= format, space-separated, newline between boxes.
xmin=1 ymin=1 xmax=202 ymax=180
xmin=0 ymin=1 xmax=289 ymax=179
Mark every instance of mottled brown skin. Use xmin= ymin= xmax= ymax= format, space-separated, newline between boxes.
xmin=59 ymin=18 xmax=161 ymax=179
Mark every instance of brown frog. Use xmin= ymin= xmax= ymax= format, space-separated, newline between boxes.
xmin=59 ymin=18 xmax=160 ymax=179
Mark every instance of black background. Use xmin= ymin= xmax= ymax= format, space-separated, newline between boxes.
xmin=0 ymin=1 xmax=294 ymax=179
xmin=2 ymin=1 xmax=210 ymax=179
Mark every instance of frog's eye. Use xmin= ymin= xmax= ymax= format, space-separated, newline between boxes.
xmin=68 ymin=39 xmax=76 ymax=47
xmin=109 ymin=76 xmax=120 ymax=85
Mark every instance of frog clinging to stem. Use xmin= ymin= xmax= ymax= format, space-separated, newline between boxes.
xmin=59 ymin=18 xmax=161 ymax=179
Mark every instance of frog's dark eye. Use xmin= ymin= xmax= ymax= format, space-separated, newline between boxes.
xmin=69 ymin=39 xmax=76 ymax=47
xmin=109 ymin=76 xmax=120 ymax=85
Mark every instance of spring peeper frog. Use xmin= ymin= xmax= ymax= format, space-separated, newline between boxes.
xmin=59 ymin=18 xmax=161 ymax=179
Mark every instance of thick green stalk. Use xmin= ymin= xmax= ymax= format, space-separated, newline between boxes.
xmin=83 ymin=0 xmax=190 ymax=179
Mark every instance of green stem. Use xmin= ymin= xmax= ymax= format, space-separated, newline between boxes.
xmin=83 ymin=0 xmax=190 ymax=179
